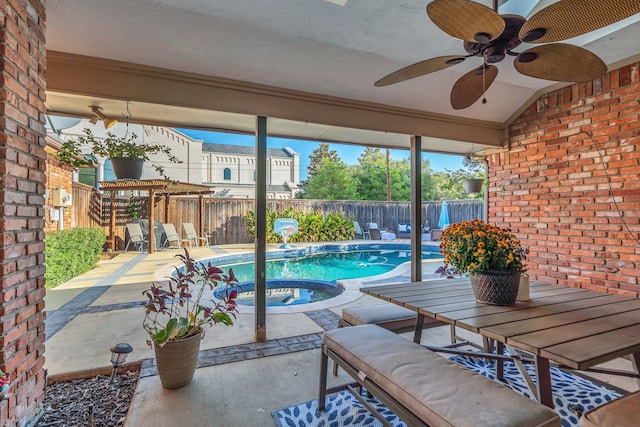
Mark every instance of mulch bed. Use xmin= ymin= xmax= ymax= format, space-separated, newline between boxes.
xmin=36 ymin=369 xmax=140 ymax=427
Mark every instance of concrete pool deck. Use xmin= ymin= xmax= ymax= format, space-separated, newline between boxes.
xmin=43 ymin=240 xmax=639 ymax=426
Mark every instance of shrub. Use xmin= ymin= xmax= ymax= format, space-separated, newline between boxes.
xmin=246 ymin=208 xmax=354 ymax=243
xmin=45 ymin=227 xmax=107 ymax=288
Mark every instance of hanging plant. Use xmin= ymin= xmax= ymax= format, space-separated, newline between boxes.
xmin=57 ymin=128 xmax=181 ymax=179
xmin=462 ymin=178 xmax=484 ymax=194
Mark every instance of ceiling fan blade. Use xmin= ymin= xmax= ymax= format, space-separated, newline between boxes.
xmin=450 ymin=65 xmax=498 ymax=110
xmin=520 ymin=0 xmax=640 ymax=43
xmin=427 ymin=0 xmax=505 ymax=43
xmin=375 ymin=55 xmax=466 ymax=87
xmin=514 ymin=43 xmax=607 ymax=82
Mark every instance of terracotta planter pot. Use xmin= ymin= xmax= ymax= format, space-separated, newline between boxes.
xmin=470 ymin=270 xmax=520 ymax=306
xmin=153 ymin=329 xmax=202 ymax=389
xmin=111 ymin=157 xmax=143 ymax=180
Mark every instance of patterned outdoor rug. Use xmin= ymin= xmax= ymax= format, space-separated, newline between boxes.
xmin=272 ymin=355 xmax=623 ymax=427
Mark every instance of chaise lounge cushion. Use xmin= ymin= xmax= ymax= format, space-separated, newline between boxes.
xmin=579 ymin=390 xmax=640 ymax=427
xmin=324 ymin=325 xmax=560 ymax=427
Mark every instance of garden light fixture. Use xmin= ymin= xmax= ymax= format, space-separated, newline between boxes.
xmin=109 ymin=342 xmax=133 ymax=384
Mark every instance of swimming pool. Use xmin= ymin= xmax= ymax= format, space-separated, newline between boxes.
xmin=220 ymin=248 xmax=442 ymax=283
xmin=208 ymin=245 xmax=443 ymax=307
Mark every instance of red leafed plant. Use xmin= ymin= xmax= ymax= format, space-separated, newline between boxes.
xmin=0 ymin=370 xmax=9 ymax=388
xmin=142 ymin=248 xmax=239 ymax=347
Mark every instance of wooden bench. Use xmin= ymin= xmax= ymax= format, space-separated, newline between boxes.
xmin=340 ymin=303 xmax=448 ymax=334
xmin=579 ymin=390 xmax=640 ymax=426
xmin=319 ymin=325 xmax=561 ymax=427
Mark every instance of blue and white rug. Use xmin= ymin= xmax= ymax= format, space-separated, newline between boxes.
xmin=272 ymin=355 xmax=622 ymax=427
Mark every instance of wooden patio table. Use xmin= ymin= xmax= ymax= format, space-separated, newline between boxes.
xmin=361 ymin=278 xmax=640 ymax=408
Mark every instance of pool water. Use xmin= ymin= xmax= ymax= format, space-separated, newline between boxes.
xmin=225 ymin=279 xmax=343 ymax=307
xmin=221 ymin=249 xmax=441 ymax=283
xmin=213 ymin=249 xmax=443 ymax=306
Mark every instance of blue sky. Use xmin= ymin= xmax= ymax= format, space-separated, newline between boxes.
xmin=179 ymin=129 xmax=465 ymax=179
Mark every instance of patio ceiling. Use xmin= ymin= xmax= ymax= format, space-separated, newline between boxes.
xmin=44 ymin=0 xmax=640 ymax=153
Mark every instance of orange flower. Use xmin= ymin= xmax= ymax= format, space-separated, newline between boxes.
xmin=440 ymin=220 xmax=525 ymax=275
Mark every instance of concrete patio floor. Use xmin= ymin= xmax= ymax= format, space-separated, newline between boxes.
xmin=43 ymin=242 xmax=640 ymax=426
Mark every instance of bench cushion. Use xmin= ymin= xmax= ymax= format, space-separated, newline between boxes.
xmin=342 ymin=304 xmax=443 ymax=331
xmin=324 ymin=325 xmax=561 ymax=427
xmin=580 ymin=390 xmax=640 ymax=427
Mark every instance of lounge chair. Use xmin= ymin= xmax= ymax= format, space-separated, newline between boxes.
xmin=367 ymin=223 xmax=382 ymax=240
xmin=182 ymin=222 xmax=208 ymax=248
xmin=124 ymin=223 xmax=147 ymax=252
xmin=396 ymin=223 xmax=411 ymax=238
xmin=353 ymin=221 xmax=371 ymax=239
xmin=161 ymin=223 xmax=181 ymax=249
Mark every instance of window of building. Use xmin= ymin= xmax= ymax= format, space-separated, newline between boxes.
xmin=202 ymin=156 xmax=209 ymax=183
xmin=253 ymin=170 xmax=256 ymax=182
xmin=223 ymin=168 xmax=231 ymax=180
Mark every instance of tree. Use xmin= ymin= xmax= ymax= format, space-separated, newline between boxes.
xmin=301 ymin=157 xmax=356 ymax=200
xmin=353 ymin=148 xmax=387 ymax=200
xmin=297 ymin=143 xmax=341 ymax=197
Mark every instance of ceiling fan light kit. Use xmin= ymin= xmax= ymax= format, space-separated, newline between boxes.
xmin=376 ymin=0 xmax=640 ymax=110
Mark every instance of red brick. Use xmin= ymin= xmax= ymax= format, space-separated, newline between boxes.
xmin=490 ymin=61 xmax=640 ymax=295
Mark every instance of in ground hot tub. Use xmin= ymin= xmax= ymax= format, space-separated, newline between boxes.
xmin=214 ymin=279 xmax=343 ymax=307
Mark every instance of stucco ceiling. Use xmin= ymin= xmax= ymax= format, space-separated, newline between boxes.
xmin=45 ymin=0 xmax=640 ymax=149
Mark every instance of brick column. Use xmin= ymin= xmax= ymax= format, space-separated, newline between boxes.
xmin=0 ymin=2 xmax=48 ymax=425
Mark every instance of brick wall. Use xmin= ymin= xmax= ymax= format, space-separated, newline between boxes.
xmin=489 ymin=61 xmax=640 ymax=296
xmin=44 ymin=149 xmax=74 ymax=231
xmin=0 ymin=1 xmax=48 ymax=426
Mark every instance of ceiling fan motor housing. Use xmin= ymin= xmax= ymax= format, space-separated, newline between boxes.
xmin=464 ymin=16 xmax=525 ymax=64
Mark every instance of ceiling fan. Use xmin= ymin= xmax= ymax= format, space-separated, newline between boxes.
xmin=375 ymin=0 xmax=640 ymax=110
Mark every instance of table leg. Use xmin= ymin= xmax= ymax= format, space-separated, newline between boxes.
xmin=496 ymin=342 xmax=504 ymax=381
xmin=413 ymin=313 xmax=425 ymax=344
xmin=535 ymin=356 xmax=554 ymax=408
xmin=631 ymin=352 xmax=640 ymax=388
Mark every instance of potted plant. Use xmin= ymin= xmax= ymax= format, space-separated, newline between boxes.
xmin=0 ymin=370 xmax=9 ymax=400
xmin=142 ymin=249 xmax=239 ymax=388
xmin=57 ymin=128 xmax=181 ymax=180
xmin=440 ymin=219 xmax=526 ymax=305
xmin=462 ymin=177 xmax=484 ymax=194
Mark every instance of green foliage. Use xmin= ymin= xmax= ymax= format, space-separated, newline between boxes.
xmin=125 ymin=202 xmax=140 ymax=221
xmin=44 ymin=227 xmax=106 ymax=288
xmin=246 ymin=208 xmax=355 ymax=243
xmin=299 ymin=144 xmax=353 ymax=199
xmin=302 ymin=158 xmax=356 ymax=200
xmin=353 ymin=148 xmax=387 ymax=200
xmin=298 ymin=142 xmax=485 ymax=201
xmin=57 ymin=128 xmax=181 ymax=178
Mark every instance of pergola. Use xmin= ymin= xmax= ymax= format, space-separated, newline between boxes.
xmin=99 ymin=179 xmax=215 ymax=254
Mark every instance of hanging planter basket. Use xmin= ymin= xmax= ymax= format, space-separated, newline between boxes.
xmin=111 ymin=157 xmax=143 ymax=180
xmin=463 ymin=178 xmax=484 ymax=194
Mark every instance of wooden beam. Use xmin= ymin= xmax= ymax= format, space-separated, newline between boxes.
xmin=110 ymin=191 xmax=117 ymax=251
xmin=199 ymin=194 xmax=205 ymax=242
xmin=164 ymin=194 xmax=170 ymax=223
xmin=148 ymin=189 xmax=155 ymax=254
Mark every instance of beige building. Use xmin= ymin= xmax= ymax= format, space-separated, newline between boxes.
xmin=201 ymin=144 xmax=300 ymax=199
xmin=52 ymin=119 xmax=300 ymax=199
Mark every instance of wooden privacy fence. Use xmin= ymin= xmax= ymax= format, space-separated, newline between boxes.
xmin=71 ymin=186 xmax=484 ymax=249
